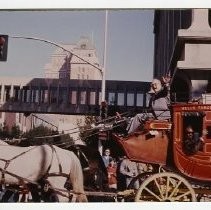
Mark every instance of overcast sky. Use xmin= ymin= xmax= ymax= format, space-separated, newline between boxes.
xmin=0 ymin=10 xmax=154 ymax=82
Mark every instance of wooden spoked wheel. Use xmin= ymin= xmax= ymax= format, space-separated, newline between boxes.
xmin=134 ymin=172 xmax=196 ymax=202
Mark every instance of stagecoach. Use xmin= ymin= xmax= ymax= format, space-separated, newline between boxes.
xmin=109 ymin=99 xmax=211 ymax=201
xmin=2 ymin=100 xmax=211 ymax=202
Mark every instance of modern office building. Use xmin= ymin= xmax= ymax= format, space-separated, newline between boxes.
xmin=153 ymin=9 xmax=211 ymax=102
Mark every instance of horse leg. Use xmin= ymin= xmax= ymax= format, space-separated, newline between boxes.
xmin=69 ymin=156 xmax=87 ymax=202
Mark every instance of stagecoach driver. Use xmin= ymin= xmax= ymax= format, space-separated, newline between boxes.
xmin=126 ymin=75 xmax=171 ymax=134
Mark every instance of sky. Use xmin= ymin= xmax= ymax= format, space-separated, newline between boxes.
xmin=0 ymin=9 xmax=154 ymax=82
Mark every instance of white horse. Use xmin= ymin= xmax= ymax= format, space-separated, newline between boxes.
xmin=0 ymin=140 xmax=87 ymax=202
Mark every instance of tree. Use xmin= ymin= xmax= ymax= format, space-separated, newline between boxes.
xmin=21 ymin=125 xmax=59 ymax=146
xmin=10 ymin=125 xmax=22 ymax=139
xmin=78 ymin=115 xmax=99 ymax=148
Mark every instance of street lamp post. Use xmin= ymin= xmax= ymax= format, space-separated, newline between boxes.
xmin=10 ymin=35 xmax=103 ymax=74
xmin=11 ymin=26 xmax=109 ymax=155
xmin=101 ymin=10 xmax=108 ymax=103
xmin=98 ymin=10 xmax=108 ymax=156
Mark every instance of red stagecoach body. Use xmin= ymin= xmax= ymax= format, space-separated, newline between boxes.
xmin=112 ymin=102 xmax=211 ymax=183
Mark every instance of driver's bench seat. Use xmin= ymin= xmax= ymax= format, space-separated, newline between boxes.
xmin=144 ymin=119 xmax=172 ymax=131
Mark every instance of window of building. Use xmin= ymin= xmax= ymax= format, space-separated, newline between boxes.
xmin=127 ymin=93 xmax=134 ymax=106
xmin=117 ymin=93 xmax=124 ymax=106
xmin=108 ymin=92 xmax=115 ymax=105
xmin=81 ymin=44 xmax=86 ymax=49
xmin=71 ymin=91 xmax=77 ymax=104
xmin=89 ymin=91 xmax=96 ymax=105
xmin=136 ymin=93 xmax=144 ymax=106
xmin=26 ymin=90 xmax=31 ymax=103
xmin=80 ymin=91 xmax=86 ymax=104
xmin=44 ymin=90 xmax=48 ymax=103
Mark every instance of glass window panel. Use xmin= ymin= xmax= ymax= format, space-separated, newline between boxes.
xmin=26 ymin=90 xmax=31 ymax=103
xmin=136 ymin=93 xmax=144 ymax=106
xmin=44 ymin=90 xmax=48 ymax=103
xmin=127 ymin=93 xmax=134 ymax=106
xmin=71 ymin=91 xmax=77 ymax=104
xmin=108 ymin=92 xmax=115 ymax=105
xmin=90 ymin=91 xmax=96 ymax=105
xmin=35 ymin=90 xmax=39 ymax=103
xmin=80 ymin=91 xmax=86 ymax=104
xmin=117 ymin=93 xmax=124 ymax=106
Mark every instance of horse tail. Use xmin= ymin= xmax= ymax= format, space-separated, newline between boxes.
xmin=69 ymin=153 xmax=88 ymax=202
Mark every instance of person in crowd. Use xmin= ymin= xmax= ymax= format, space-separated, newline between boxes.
xmin=116 ymin=156 xmax=127 ymax=191
xmin=119 ymin=156 xmax=139 ymax=189
xmin=183 ymin=125 xmax=204 ymax=155
xmin=126 ymin=75 xmax=171 ymax=134
xmin=107 ymin=159 xmax=117 ymax=191
xmin=102 ymin=148 xmax=113 ymax=168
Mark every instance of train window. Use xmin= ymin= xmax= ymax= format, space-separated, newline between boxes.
xmin=127 ymin=93 xmax=134 ymax=106
xmin=89 ymin=91 xmax=96 ymax=105
xmin=117 ymin=93 xmax=124 ymax=106
xmin=136 ymin=93 xmax=144 ymax=106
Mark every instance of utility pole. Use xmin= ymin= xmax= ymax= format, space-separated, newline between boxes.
xmin=99 ymin=10 xmax=109 ymax=156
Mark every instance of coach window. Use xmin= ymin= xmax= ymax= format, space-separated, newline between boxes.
xmin=117 ymin=93 xmax=124 ymax=106
xmin=127 ymin=93 xmax=134 ymax=106
xmin=136 ymin=93 xmax=144 ymax=106
xmin=206 ymin=126 xmax=211 ymax=140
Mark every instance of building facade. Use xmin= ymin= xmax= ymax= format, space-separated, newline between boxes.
xmin=44 ymin=36 xmax=102 ymax=80
xmin=153 ymin=9 xmax=211 ymax=102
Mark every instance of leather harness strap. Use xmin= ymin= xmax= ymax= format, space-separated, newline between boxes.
xmin=0 ymin=146 xmax=39 ymax=186
xmin=44 ymin=145 xmax=63 ymax=178
xmin=0 ymin=145 xmax=64 ymax=186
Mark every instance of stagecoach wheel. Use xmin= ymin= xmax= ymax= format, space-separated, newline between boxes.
xmin=134 ymin=172 xmax=196 ymax=202
xmin=127 ymin=172 xmax=154 ymax=190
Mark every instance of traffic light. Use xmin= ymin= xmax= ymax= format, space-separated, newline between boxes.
xmin=0 ymin=35 xmax=8 ymax=61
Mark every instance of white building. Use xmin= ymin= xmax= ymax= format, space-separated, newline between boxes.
xmin=44 ymin=36 xmax=102 ymax=80
xmin=43 ymin=36 xmax=102 ymax=140
xmin=0 ymin=37 xmax=102 ymax=142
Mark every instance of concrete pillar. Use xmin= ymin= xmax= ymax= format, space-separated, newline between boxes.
xmin=176 ymin=9 xmax=211 ymax=98
xmin=190 ymin=9 xmax=211 ymax=31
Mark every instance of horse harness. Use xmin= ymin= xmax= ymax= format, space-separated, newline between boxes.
xmin=0 ymin=145 xmax=66 ymax=187
xmin=0 ymin=145 xmax=85 ymax=201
